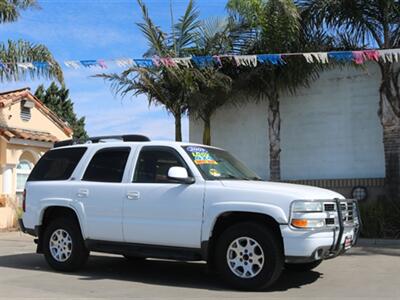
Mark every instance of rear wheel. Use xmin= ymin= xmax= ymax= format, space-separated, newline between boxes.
xmin=214 ymin=222 xmax=284 ymax=291
xmin=42 ymin=218 xmax=89 ymax=272
xmin=285 ymin=260 xmax=322 ymax=272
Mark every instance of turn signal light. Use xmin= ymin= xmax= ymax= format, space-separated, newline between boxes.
xmin=291 ymin=219 xmax=308 ymax=228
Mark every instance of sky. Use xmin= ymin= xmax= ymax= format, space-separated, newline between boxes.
xmin=0 ymin=0 xmax=227 ymax=141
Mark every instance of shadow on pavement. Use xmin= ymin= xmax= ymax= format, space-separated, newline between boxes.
xmin=0 ymin=252 xmax=321 ymax=291
xmin=345 ymin=246 xmax=400 ymax=257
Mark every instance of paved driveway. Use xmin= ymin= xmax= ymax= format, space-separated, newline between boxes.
xmin=0 ymin=231 xmax=399 ymax=299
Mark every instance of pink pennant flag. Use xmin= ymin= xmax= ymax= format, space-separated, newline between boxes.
xmin=98 ymin=60 xmax=107 ymax=69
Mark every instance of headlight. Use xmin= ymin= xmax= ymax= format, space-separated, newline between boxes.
xmin=292 ymin=201 xmax=323 ymax=212
xmin=290 ymin=201 xmax=325 ymax=229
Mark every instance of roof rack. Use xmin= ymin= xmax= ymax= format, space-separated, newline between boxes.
xmin=53 ymin=134 xmax=150 ymax=148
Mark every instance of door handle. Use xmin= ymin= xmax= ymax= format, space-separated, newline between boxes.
xmin=126 ymin=191 xmax=140 ymax=200
xmin=77 ymin=188 xmax=89 ymax=198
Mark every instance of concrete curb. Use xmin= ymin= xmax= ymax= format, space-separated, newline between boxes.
xmin=357 ymin=238 xmax=400 ymax=247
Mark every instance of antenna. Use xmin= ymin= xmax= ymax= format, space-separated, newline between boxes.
xmin=170 ymin=0 xmax=177 ymax=54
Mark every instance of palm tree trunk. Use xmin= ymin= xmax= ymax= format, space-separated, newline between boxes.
xmin=267 ymin=92 xmax=281 ymax=181
xmin=203 ymin=116 xmax=211 ymax=145
xmin=174 ymin=112 xmax=182 ymax=142
xmin=379 ymin=65 xmax=400 ymax=199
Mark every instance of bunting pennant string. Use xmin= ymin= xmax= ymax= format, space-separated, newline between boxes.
xmin=0 ymin=48 xmax=399 ymax=72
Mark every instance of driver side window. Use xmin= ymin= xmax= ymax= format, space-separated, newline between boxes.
xmin=133 ymin=147 xmax=187 ymax=183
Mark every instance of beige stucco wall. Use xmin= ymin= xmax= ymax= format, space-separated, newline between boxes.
xmin=0 ymin=100 xmax=69 ymax=140
xmin=0 ymin=97 xmax=72 ymax=228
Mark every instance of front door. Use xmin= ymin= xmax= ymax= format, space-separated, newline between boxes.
xmin=122 ymin=146 xmax=204 ymax=248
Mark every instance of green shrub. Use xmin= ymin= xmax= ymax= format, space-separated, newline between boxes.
xmin=359 ymin=199 xmax=400 ymax=239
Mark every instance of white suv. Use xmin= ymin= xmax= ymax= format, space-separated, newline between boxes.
xmin=20 ymin=134 xmax=360 ymax=290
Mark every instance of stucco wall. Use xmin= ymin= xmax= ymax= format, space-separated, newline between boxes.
xmin=0 ymin=101 xmax=69 ymax=140
xmin=189 ymin=63 xmax=385 ymax=181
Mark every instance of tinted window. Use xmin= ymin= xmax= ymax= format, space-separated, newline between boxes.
xmin=133 ymin=147 xmax=187 ymax=183
xmin=28 ymin=147 xmax=87 ymax=181
xmin=82 ymin=147 xmax=130 ymax=183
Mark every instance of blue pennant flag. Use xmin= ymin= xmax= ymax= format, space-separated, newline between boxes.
xmin=328 ymin=51 xmax=353 ymax=62
xmin=257 ymin=54 xmax=286 ymax=65
xmin=191 ymin=56 xmax=215 ymax=68
xmin=134 ymin=59 xmax=154 ymax=68
xmin=80 ymin=60 xmax=98 ymax=68
xmin=32 ymin=61 xmax=49 ymax=69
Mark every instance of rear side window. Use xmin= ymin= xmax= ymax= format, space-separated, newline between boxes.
xmin=28 ymin=147 xmax=87 ymax=181
xmin=82 ymin=147 xmax=130 ymax=183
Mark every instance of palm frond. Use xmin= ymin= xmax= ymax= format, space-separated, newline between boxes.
xmin=173 ymin=0 xmax=201 ymax=56
xmin=0 ymin=39 xmax=63 ymax=83
xmin=136 ymin=0 xmax=169 ymax=56
xmin=0 ymin=0 xmax=38 ymax=24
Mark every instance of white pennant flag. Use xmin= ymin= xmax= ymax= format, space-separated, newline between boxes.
xmin=303 ymin=52 xmax=329 ymax=64
xmin=17 ymin=62 xmax=34 ymax=70
xmin=379 ymin=49 xmax=400 ymax=63
xmin=115 ymin=58 xmax=134 ymax=67
xmin=64 ymin=61 xmax=80 ymax=69
xmin=234 ymin=55 xmax=257 ymax=67
xmin=172 ymin=57 xmax=193 ymax=68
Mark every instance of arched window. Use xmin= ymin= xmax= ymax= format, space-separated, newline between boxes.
xmin=16 ymin=160 xmax=33 ymax=192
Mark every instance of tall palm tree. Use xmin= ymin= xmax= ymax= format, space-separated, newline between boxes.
xmin=0 ymin=1 xmax=63 ymax=83
xmin=97 ymin=0 xmax=200 ymax=141
xmin=227 ymin=0 xmax=331 ymax=181
xmin=298 ymin=0 xmax=400 ymax=198
xmin=97 ymin=66 xmax=193 ymax=142
xmin=188 ymin=68 xmax=232 ymax=145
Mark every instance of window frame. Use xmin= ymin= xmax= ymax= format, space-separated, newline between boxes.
xmin=132 ymin=146 xmax=194 ymax=184
xmin=81 ymin=146 xmax=132 ymax=183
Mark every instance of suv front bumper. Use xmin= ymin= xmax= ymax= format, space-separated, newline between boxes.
xmin=282 ymin=199 xmax=361 ymax=263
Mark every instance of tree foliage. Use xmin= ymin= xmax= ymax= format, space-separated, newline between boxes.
xmin=0 ymin=1 xmax=63 ymax=83
xmin=34 ymin=82 xmax=87 ymax=139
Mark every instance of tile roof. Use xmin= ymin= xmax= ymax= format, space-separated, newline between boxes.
xmin=0 ymin=127 xmax=58 ymax=143
xmin=0 ymin=87 xmax=73 ymax=137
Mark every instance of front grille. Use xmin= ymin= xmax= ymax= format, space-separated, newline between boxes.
xmin=340 ymin=201 xmax=355 ymax=223
xmin=324 ymin=203 xmax=335 ymax=211
xmin=325 ymin=218 xmax=335 ymax=225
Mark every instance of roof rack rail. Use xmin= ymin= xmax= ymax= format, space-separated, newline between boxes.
xmin=53 ymin=134 xmax=150 ymax=148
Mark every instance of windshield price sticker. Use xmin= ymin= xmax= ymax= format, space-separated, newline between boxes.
xmin=187 ymin=147 xmax=218 ymax=165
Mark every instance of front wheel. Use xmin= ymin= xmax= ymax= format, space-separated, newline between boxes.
xmin=214 ymin=222 xmax=284 ymax=291
xmin=285 ymin=260 xmax=322 ymax=272
xmin=42 ymin=218 xmax=89 ymax=272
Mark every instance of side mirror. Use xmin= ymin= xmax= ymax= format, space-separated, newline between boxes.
xmin=168 ymin=166 xmax=195 ymax=184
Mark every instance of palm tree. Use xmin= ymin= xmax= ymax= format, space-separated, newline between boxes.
xmin=188 ymin=68 xmax=232 ymax=145
xmin=227 ymin=0 xmax=331 ymax=181
xmin=0 ymin=1 xmax=63 ymax=83
xmin=97 ymin=66 xmax=193 ymax=142
xmin=184 ymin=17 xmax=237 ymax=145
xmin=97 ymin=0 xmax=200 ymax=141
xmin=298 ymin=0 xmax=400 ymax=198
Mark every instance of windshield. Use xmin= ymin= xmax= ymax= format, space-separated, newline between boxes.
xmin=183 ymin=146 xmax=262 ymax=181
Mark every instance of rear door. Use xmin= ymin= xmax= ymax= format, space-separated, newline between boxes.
xmin=75 ymin=147 xmax=131 ymax=242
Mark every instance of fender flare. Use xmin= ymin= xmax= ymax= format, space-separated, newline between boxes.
xmin=38 ymin=199 xmax=87 ymax=239
xmin=201 ymin=202 xmax=288 ymax=242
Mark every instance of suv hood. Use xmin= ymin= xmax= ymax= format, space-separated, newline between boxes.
xmin=220 ymin=180 xmax=344 ymax=200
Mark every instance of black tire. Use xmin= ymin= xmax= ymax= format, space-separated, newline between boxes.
xmin=214 ymin=222 xmax=284 ymax=291
xmin=42 ymin=217 xmax=89 ymax=272
xmin=285 ymin=260 xmax=322 ymax=272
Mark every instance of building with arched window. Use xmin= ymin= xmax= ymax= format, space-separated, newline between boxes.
xmin=0 ymin=87 xmax=72 ymax=228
